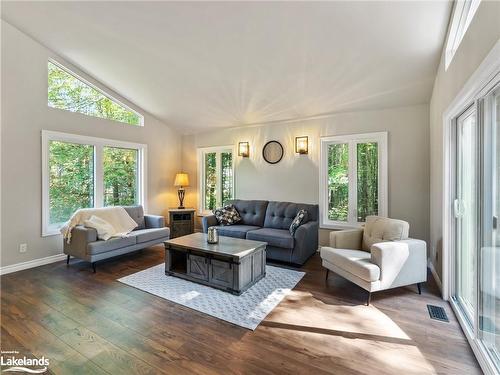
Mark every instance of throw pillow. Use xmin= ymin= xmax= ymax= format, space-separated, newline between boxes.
xmin=289 ymin=209 xmax=308 ymax=236
xmin=84 ymin=215 xmax=116 ymax=241
xmin=213 ymin=205 xmax=242 ymax=226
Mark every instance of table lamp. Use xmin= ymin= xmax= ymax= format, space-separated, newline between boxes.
xmin=174 ymin=172 xmax=189 ymax=209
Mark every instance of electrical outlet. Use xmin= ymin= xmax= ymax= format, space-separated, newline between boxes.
xmin=19 ymin=243 xmax=27 ymax=253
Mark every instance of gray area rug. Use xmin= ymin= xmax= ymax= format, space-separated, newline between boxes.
xmin=118 ymin=264 xmax=305 ymax=330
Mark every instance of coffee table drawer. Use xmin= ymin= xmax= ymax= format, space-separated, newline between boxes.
xmin=209 ymin=259 xmax=234 ymax=289
xmin=187 ymin=254 xmax=209 ymax=281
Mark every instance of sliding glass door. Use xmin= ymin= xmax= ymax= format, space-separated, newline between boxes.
xmin=479 ymin=88 xmax=500 ymax=369
xmin=451 ymin=82 xmax=500 ymax=373
xmin=454 ymin=106 xmax=478 ymax=322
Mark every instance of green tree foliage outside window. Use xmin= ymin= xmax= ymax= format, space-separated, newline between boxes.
xmin=103 ymin=147 xmax=138 ymax=207
xmin=221 ymin=152 xmax=233 ymax=205
xmin=357 ymin=142 xmax=378 ymax=222
xmin=48 ymin=62 xmax=142 ymax=126
xmin=205 ymin=152 xmax=217 ymax=210
xmin=327 ymin=143 xmax=349 ymax=221
xmin=49 ymin=141 xmax=94 ymax=224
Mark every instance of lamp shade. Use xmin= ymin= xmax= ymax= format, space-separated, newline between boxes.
xmin=174 ymin=173 xmax=189 ymax=187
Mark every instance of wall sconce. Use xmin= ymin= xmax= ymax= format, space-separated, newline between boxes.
xmin=295 ymin=136 xmax=308 ymax=154
xmin=238 ymin=142 xmax=249 ymax=157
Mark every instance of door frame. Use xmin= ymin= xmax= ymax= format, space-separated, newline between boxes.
xmin=442 ymin=41 xmax=500 ymax=375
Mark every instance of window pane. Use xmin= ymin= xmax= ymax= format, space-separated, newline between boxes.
xmin=49 ymin=141 xmax=94 ymax=224
xmin=479 ymin=92 xmax=500 ymax=368
xmin=48 ymin=62 xmax=142 ymax=126
xmin=204 ymin=152 xmax=217 ymax=210
xmin=455 ymin=109 xmax=477 ymax=319
xmin=328 ymin=143 xmax=349 ymax=222
xmin=103 ymin=147 xmax=138 ymax=207
xmin=221 ymin=152 xmax=233 ymax=205
xmin=357 ymin=142 xmax=379 ymax=222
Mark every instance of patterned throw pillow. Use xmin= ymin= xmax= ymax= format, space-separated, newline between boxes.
xmin=213 ymin=205 xmax=242 ymax=226
xmin=289 ymin=209 xmax=308 ymax=236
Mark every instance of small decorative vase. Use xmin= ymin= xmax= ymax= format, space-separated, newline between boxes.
xmin=207 ymin=226 xmax=219 ymax=244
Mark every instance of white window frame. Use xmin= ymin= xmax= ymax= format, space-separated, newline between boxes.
xmin=444 ymin=0 xmax=482 ymax=71
xmin=197 ymin=145 xmax=235 ymax=215
xmin=319 ymin=132 xmax=388 ymax=229
xmin=42 ymin=130 xmax=147 ymax=236
xmin=48 ymin=59 xmax=145 ymax=126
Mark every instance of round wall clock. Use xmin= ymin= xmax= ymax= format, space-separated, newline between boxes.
xmin=262 ymin=141 xmax=284 ymax=164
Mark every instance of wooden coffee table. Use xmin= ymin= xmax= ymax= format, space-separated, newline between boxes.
xmin=164 ymin=233 xmax=267 ymax=295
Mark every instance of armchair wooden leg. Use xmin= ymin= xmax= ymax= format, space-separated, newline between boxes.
xmin=92 ymin=262 xmax=96 ymax=273
xmin=66 ymin=255 xmax=70 ymax=265
xmin=325 ymin=269 xmax=330 ymax=282
xmin=417 ymin=283 xmax=422 ymax=295
xmin=367 ymin=292 xmax=372 ymax=306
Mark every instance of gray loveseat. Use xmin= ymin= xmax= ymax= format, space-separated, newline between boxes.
xmin=202 ymin=200 xmax=319 ymax=265
xmin=64 ymin=206 xmax=170 ymax=272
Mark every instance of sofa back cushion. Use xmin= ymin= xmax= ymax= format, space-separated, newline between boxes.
xmin=123 ymin=205 xmax=145 ymax=230
xmin=362 ymin=216 xmax=409 ymax=251
xmin=225 ymin=200 xmax=268 ymax=227
xmin=264 ymin=201 xmax=319 ymax=230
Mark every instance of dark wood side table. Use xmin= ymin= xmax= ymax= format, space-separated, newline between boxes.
xmin=168 ymin=208 xmax=195 ymax=238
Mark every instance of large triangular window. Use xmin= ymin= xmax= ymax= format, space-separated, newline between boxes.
xmin=48 ymin=61 xmax=143 ymax=126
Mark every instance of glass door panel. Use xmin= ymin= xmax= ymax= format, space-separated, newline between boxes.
xmin=455 ymin=106 xmax=478 ymax=321
xmin=479 ymin=89 xmax=500 ymax=371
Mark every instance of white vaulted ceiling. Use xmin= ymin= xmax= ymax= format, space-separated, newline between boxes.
xmin=2 ymin=1 xmax=451 ymax=133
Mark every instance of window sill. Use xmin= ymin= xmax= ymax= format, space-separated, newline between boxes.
xmin=320 ymin=222 xmax=363 ymax=231
xmin=42 ymin=230 xmax=62 ymax=237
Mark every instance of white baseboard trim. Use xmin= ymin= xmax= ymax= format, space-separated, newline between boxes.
xmin=428 ymin=259 xmax=443 ymax=294
xmin=0 ymin=253 xmax=67 ymax=276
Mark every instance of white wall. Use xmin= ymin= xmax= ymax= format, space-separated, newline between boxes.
xmin=429 ymin=1 xmax=500 ymax=279
xmin=182 ymin=104 xmax=430 ymax=246
xmin=0 ymin=21 xmax=181 ymax=267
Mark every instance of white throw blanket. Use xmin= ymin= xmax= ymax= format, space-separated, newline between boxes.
xmin=60 ymin=206 xmax=138 ymax=243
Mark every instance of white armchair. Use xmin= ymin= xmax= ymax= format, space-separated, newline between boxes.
xmin=320 ymin=216 xmax=427 ymax=305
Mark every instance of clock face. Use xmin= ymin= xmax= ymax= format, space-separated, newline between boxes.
xmin=262 ymin=141 xmax=284 ymax=164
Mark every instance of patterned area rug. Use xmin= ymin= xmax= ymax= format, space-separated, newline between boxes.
xmin=118 ymin=264 xmax=305 ymax=330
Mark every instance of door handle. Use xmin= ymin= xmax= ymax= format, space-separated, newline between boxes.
xmin=454 ymin=199 xmax=466 ymax=218
xmin=454 ymin=199 xmax=461 ymax=218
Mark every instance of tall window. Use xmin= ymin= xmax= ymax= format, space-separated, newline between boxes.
xmin=47 ymin=60 xmax=143 ymax=126
xmin=319 ymin=132 xmax=387 ymax=228
xmin=42 ymin=130 xmax=146 ymax=235
xmin=198 ymin=146 xmax=234 ymax=213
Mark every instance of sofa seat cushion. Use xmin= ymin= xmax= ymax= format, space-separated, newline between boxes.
xmin=246 ymin=228 xmax=294 ymax=249
xmin=320 ymin=247 xmax=380 ymax=282
xmin=87 ymin=236 xmax=137 ymax=255
xmin=128 ymin=228 xmax=170 ymax=243
xmin=217 ymin=225 xmax=261 ymax=239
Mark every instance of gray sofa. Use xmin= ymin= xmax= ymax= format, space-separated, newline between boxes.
xmin=202 ymin=200 xmax=319 ymax=265
xmin=64 ymin=206 xmax=170 ymax=272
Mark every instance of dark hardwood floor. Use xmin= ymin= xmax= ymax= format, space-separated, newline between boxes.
xmin=1 ymin=246 xmax=480 ymax=374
